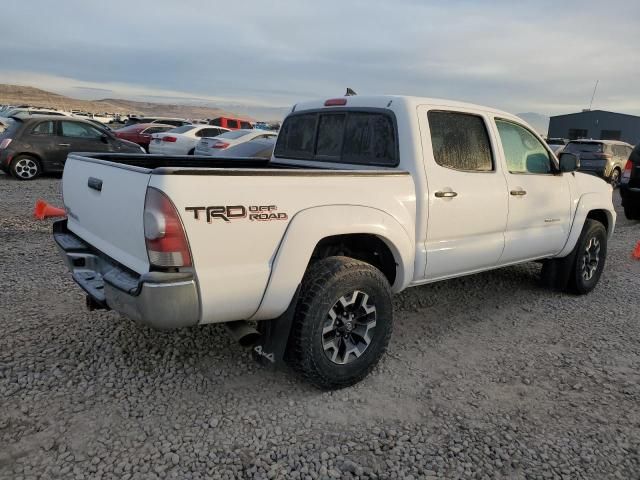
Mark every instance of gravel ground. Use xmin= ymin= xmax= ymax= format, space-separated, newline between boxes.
xmin=1 ymin=172 xmax=639 ymax=480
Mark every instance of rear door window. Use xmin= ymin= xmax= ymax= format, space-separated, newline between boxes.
xmin=274 ymin=110 xmax=397 ymax=166
xmin=428 ymin=111 xmax=493 ymax=171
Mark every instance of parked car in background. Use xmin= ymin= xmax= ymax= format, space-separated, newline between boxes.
xmin=114 ymin=123 xmax=175 ymax=152
xmin=0 ymin=115 xmax=143 ymax=179
xmin=73 ymin=112 xmax=114 ymax=124
xmin=210 ymin=137 xmax=276 ymax=159
xmin=546 ymin=137 xmax=568 ymax=155
xmin=148 ymin=125 xmax=229 ymax=155
xmin=620 ymin=143 xmax=640 ymax=220
xmin=1 ymin=108 xmax=72 ymax=118
xmin=209 ymin=116 xmax=253 ymax=130
xmin=125 ymin=117 xmax=191 ymax=127
xmin=194 ymin=129 xmax=277 ymax=156
xmin=563 ymin=139 xmax=632 ymax=187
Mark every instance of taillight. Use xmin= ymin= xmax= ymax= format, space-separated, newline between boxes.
xmin=622 ymin=159 xmax=633 ymax=183
xmin=143 ymin=188 xmax=192 ymax=268
xmin=211 ymin=142 xmax=229 ymax=149
xmin=162 ymin=136 xmax=177 ymax=142
xmin=0 ymin=138 xmax=13 ymax=150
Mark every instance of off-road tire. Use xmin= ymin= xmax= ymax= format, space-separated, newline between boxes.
xmin=286 ymin=256 xmax=393 ymax=390
xmin=542 ymin=219 xmax=607 ymax=294
xmin=566 ymin=220 xmax=607 ymax=294
xmin=10 ymin=155 xmax=41 ymax=180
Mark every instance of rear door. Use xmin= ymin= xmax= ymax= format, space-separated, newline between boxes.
xmin=419 ymin=108 xmax=509 ymax=280
xmin=493 ymin=119 xmax=571 ymax=263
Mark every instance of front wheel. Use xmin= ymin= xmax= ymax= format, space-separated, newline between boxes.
xmin=568 ymin=219 xmax=608 ymax=294
xmin=286 ymin=256 xmax=393 ymax=389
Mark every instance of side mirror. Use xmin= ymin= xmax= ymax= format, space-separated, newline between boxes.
xmin=100 ymin=133 xmax=110 ymax=143
xmin=559 ymin=152 xmax=580 ymax=173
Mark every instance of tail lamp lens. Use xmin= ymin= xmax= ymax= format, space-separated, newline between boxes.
xmin=143 ymin=187 xmax=192 ymax=268
xmin=622 ymin=159 xmax=632 ymax=183
xmin=211 ymin=142 xmax=229 ymax=149
xmin=162 ymin=136 xmax=177 ymax=142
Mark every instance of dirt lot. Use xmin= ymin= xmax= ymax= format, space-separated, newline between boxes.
xmin=1 ymin=172 xmax=639 ymax=480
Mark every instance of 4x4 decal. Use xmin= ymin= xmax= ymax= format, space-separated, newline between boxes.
xmin=185 ymin=205 xmax=288 ymax=223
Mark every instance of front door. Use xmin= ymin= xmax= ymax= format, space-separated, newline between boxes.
xmin=493 ymin=119 xmax=571 ymax=263
xmin=420 ymin=108 xmax=509 ymax=280
xmin=60 ymin=121 xmax=111 ymax=162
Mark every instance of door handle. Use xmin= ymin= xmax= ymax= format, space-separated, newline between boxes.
xmin=510 ymin=189 xmax=527 ymax=196
xmin=58 ymin=143 xmax=71 ymax=147
xmin=435 ymin=191 xmax=458 ymax=198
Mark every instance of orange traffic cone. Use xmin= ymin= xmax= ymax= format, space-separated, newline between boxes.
xmin=33 ymin=199 xmax=66 ymax=220
xmin=633 ymin=241 xmax=640 ymax=261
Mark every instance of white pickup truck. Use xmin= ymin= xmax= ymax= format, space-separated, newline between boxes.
xmin=54 ymin=95 xmax=615 ymax=389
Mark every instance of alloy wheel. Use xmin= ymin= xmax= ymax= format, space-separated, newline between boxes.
xmin=581 ymin=236 xmax=601 ymax=281
xmin=322 ymin=290 xmax=377 ymax=365
xmin=14 ymin=158 xmax=39 ymax=179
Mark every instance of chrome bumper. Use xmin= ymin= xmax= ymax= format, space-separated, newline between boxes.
xmin=53 ymin=220 xmax=200 ymax=330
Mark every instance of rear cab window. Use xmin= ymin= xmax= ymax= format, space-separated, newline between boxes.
xmin=274 ymin=109 xmax=398 ymax=166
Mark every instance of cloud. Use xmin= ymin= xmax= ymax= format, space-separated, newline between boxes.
xmin=1 ymin=0 xmax=639 ymax=116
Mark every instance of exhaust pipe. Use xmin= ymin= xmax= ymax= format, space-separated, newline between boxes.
xmin=225 ymin=321 xmax=261 ymax=347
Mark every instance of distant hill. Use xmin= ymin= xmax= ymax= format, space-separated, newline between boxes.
xmin=516 ymin=112 xmax=550 ymax=136
xmin=0 ymin=84 xmax=254 ymax=121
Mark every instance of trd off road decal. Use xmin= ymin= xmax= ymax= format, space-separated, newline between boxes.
xmin=185 ymin=205 xmax=288 ymax=223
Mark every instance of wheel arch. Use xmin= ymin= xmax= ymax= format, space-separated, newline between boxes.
xmin=250 ymin=205 xmax=415 ymax=321
xmin=556 ymin=193 xmax=616 ymax=258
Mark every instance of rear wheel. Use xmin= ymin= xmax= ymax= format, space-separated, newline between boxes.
xmin=609 ymin=168 xmax=621 ymax=188
xmin=286 ymin=256 xmax=393 ymax=389
xmin=10 ymin=155 xmax=41 ymax=180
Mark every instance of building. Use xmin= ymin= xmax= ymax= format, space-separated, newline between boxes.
xmin=548 ymin=110 xmax=640 ymax=145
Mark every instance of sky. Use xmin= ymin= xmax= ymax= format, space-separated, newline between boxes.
xmin=1 ymin=0 xmax=639 ymax=119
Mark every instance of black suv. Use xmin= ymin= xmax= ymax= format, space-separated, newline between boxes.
xmin=620 ymin=143 xmax=640 ymax=220
xmin=0 ymin=115 xmax=143 ymax=180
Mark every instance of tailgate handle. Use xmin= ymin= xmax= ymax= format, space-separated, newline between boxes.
xmin=88 ymin=177 xmax=103 ymax=192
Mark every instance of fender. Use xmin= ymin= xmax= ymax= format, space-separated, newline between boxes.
xmin=250 ymin=205 xmax=415 ymax=321
xmin=556 ymin=192 xmax=616 ymax=258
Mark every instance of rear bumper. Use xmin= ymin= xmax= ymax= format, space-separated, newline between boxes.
xmin=53 ymin=220 xmax=200 ymax=329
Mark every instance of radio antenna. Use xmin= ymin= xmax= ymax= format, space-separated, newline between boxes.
xmin=588 ymin=80 xmax=599 ymax=111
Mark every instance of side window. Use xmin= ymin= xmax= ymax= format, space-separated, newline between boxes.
xmin=30 ymin=121 xmax=55 ymax=135
xmin=495 ymin=120 xmax=553 ymax=174
xmin=227 ymin=119 xmax=239 ymax=129
xmin=240 ymin=121 xmax=252 ymax=129
xmin=210 ymin=118 xmax=221 ymax=127
xmin=428 ymin=111 xmax=493 ymax=172
xmin=61 ymin=121 xmax=102 ymax=139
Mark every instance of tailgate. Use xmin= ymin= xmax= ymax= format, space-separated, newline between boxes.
xmin=62 ymin=156 xmax=151 ymax=274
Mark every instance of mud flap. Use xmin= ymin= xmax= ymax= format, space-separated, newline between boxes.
xmin=252 ymin=286 xmax=300 ymax=369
